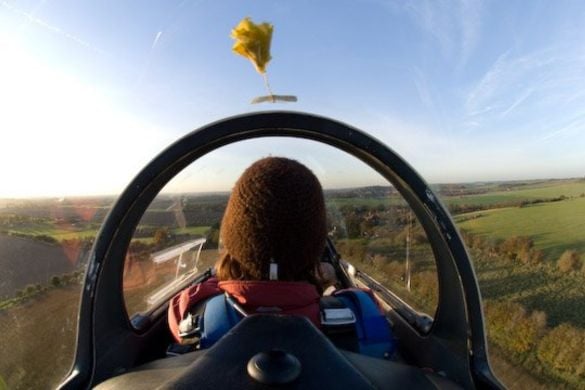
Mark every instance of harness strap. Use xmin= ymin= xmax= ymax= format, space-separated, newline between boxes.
xmin=334 ymin=289 xmax=396 ymax=359
xmin=177 ymin=289 xmax=395 ymax=360
xmin=199 ymin=294 xmax=242 ymax=348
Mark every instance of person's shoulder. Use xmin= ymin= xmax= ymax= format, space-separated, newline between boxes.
xmin=333 ymin=287 xmax=383 ymax=313
xmin=191 ymin=277 xmax=220 ymax=294
xmin=168 ymin=277 xmax=223 ymax=342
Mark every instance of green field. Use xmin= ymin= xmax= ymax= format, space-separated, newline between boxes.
xmin=456 ymin=196 xmax=585 ymax=260
xmin=0 ymin=286 xmax=80 ymax=389
xmin=7 ymin=223 xmax=98 ymax=241
xmin=326 ymin=196 xmax=405 ymax=208
xmin=173 ymin=226 xmax=210 ymax=236
xmin=444 ymin=179 xmax=585 ymax=207
xmin=330 ymin=179 xmax=585 ymax=388
xmin=5 ymin=224 xmax=211 ymax=244
xmin=327 ymin=179 xmax=585 ymax=210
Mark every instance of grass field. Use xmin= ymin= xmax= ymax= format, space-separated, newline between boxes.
xmin=327 ymin=180 xmax=585 ymax=209
xmin=452 ymin=187 xmax=585 ymax=329
xmin=456 ymin=196 xmax=585 ymax=260
xmin=471 ymin=248 xmax=585 ymax=328
xmin=5 ymin=225 xmax=98 ymax=241
xmin=173 ymin=226 xmax=210 ymax=236
xmin=5 ymin=224 xmax=211 ymax=244
xmin=331 ymin=179 xmax=585 ymax=387
xmin=326 ymin=196 xmax=406 ymax=208
xmin=0 ymin=247 xmax=221 ymax=390
xmin=0 ymin=235 xmax=78 ymax=299
xmin=0 ymin=286 xmax=80 ymax=390
xmin=444 ymin=179 xmax=585 ymax=207
xmin=488 ymin=345 xmax=555 ymax=390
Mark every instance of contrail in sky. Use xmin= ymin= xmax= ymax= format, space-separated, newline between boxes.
xmin=0 ymin=0 xmax=107 ymax=55
xmin=151 ymin=31 xmax=163 ymax=50
xmin=133 ymin=30 xmax=164 ymax=89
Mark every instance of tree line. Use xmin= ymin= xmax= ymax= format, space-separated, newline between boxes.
xmin=460 ymin=230 xmax=584 ymax=274
xmin=447 ymin=195 xmax=572 ymax=215
xmin=1 ymin=269 xmax=84 ymax=311
xmin=486 ymin=300 xmax=585 ymax=387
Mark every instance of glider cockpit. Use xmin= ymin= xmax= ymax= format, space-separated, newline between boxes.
xmin=59 ymin=111 xmax=503 ymax=389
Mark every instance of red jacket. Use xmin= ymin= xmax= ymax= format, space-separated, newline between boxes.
xmin=168 ymin=277 xmax=321 ymax=342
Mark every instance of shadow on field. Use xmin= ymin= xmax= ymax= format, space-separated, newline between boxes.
xmin=520 ymin=293 xmax=585 ymax=328
xmin=473 ymin=262 xmax=510 ymax=274
xmin=553 ymin=239 xmax=585 ymax=263
xmin=478 ymin=270 xmax=547 ymax=300
xmin=0 ymin=235 xmax=80 ymax=299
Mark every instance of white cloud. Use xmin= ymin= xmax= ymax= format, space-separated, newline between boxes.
xmin=465 ymin=51 xmax=512 ymax=114
xmin=0 ymin=0 xmax=106 ymax=55
xmin=538 ymin=115 xmax=585 ymax=143
xmin=459 ymin=0 xmax=483 ymax=66
xmin=464 ymin=45 xmax=585 ymax=133
xmin=499 ymin=88 xmax=533 ymax=118
xmin=403 ymin=0 xmax=483 ymax=65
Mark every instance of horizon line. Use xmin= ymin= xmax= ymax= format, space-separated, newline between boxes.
xmin=1 ymin=176 xmax=583 ymax=201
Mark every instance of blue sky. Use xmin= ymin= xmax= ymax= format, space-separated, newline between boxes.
xmin=1 ymin=0 xmax=584 ymax=197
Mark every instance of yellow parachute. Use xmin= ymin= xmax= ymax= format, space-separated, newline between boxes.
xmin=231 ymin=17 xmax=297 ymax=104
xmin=231 ymin=17 xmax=273 ymax=74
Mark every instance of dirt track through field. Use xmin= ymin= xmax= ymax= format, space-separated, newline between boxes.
xmin=0 ymin=235 xmax=80 ymax=298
